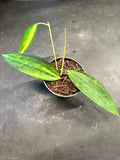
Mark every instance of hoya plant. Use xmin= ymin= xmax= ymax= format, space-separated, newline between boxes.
xmin=2 ymin=22 xmax=119 ymax=117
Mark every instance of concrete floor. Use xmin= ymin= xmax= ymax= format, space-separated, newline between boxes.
xmin=0 ymin=0 xmax=120 ymax=159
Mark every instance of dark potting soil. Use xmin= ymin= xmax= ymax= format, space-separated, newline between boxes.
xmin=45 ymin=58 xmax=84 ymax=96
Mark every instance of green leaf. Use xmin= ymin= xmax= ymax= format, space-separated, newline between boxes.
xmin=19 ymin=24 xmax=38 ymax=53
xmin=68 ymin=70 xmax=119 ymax=116
xmin=2 ymin=53 xmax=61 ymax=81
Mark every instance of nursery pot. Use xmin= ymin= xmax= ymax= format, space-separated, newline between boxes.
xmin=44 ymin=57 xmax=85 ymax=98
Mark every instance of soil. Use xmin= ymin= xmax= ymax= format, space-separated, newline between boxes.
xmin=45 ymin=58 xmax=84 ymax=96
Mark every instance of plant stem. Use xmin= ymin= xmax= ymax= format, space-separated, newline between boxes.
xmin=47 ymin=21 xmax=58 ymax=70
xmin=60 ymin=28 xmax=66 ymax=76
xmin=37 ymin=22 xmax=58 ymax=70
xmin=37 ymin=22 xmax=48 ymax=26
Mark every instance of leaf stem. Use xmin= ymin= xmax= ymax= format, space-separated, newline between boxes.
xmin=47 ymin=21 xmax=58 ymax=70
xmin=60 ymin=28 xmax=66 ymax=76
xmin=37 ymin=22 xmax=48 ymax=26
xmin=37 ymin=22 xmax=58 ymax=70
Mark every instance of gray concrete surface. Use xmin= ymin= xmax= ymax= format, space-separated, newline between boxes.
xmin=0 ymin=0 xmax=120 ymax=160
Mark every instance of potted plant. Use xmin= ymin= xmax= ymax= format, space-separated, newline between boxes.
xmin=2 ymin=22 xmax=119 ymax=117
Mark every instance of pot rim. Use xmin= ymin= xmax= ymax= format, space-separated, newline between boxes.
xmin=44 ymin=57 xmax=85 ymax=98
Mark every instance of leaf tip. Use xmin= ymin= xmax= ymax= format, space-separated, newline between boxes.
xmin=114 ymin=110 xmax=120 ymax=117
xmin=117 ymin=113 xmax=120 ymax=117
xmin=2 ymin=54 xmax=7 ymax=58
